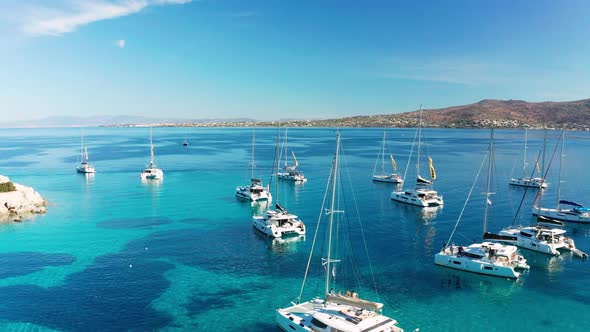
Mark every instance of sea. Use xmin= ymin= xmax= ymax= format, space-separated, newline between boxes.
xmin=0 ymin=127 xmax=589 ymax=332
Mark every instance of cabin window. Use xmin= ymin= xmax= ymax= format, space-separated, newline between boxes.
xmin=453 ymin=261 xmax=461 ymax=265
xmin=484 ymin=266 xmax=493 ymax=270
xmin=288 ymin=325 xmax=296 ymax=330
xmin=520 ymin=231 xmax=532 ymax=238
xmin=311 ymin=318 xmax=328 ymax=329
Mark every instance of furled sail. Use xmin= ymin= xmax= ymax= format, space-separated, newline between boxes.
xmin=150 ymin=144 xmax=155 ymax=164
xmin=390 ymin=154 xmax=397 ymax=171
xmin=83 ymin=147 xmax=89 ymax=162
xmin=292 ymin=151 xmax=299 ymax=167
xmin=325 ymin=294 xmax=383 ymax=311
xmin=428 ymin=157 xmax=437 ymax=180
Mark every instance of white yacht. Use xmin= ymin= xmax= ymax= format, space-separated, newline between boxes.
xmin=532 ymin=130 xmax=590 ymax=223
xmin=253 ymin=203 xmax=305 ymax=238
xmin=140 ymin=128 xmax=164 ymax=181
xmin=277 ymin=128 xmax=307 ymax=182
xmin=435 ymin=242 xmax=528 ymax=278
xmin=236 ymin=178 xmax=272 ymax=202
xmin=236 ymin=130 xmax=272 ymax=201
xmin=509 ymin=129 xmax=548 ymax=189
xmin=372 ymin=131 xmax=403 ymax=184
xmin=276 ymin=133 xmax=406 ymax=332
xmin=76 ymin=129 xmax=95 ymax=174
xmin=391 ymin=105 xmax=443 ymax=207
xmin=435 ymin=129 xmax=529 ymax=279
xmin=488 ymin=226 xmax=577 ymax=256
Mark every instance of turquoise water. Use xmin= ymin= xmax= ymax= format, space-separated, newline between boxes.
xmin=0 ymin=127 xmax=589 ymax=331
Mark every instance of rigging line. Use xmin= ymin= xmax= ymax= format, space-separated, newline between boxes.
xmin=446 ymin=149 xmax=488 ymax=246
xmin=401 ymin=127 xmax=419 ymax=190
xmin=297 ymin=152 xmax=335 ymax=304
xmin=372 ymin=132 xmax=382 ymax=176
xmin=340 ymin=143 xmax=380 ymax=299
xmin=268 ymin=124 xmax=281 ymax=200
xmin=533 ymin=132 xmax=562 ymax=211
xmin=510 ymin=147 xmax=543 ymax=227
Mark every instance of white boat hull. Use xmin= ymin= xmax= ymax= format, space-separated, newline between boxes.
xmin=76 ymin=165 xmax=95 ymax=173
xmin=140 ymin=168 xmax=163 ymax=180
xmin=278 ymin=172 xmax=307 ymax=182
xmin=276 ymin=299 xmax=403 ymax=332
xmin=434 ymin=252 xmax=519 ymax=278
xmin=372 ymin=174 xmax=403 ymax=184
xmin=498 ymin=228 xmax=561 ymax=256
xmin=391 ymin=189 xmax=443 ymax=207
xmin=236 ymin=188 xmax=272 ymax=202
xmin=509 ymin=177 xmax=548 ymax=189
xmin=253 ymin=216 xmax=305 ymax=238
xmin=533 ymin=206 xmax=590 ymax=223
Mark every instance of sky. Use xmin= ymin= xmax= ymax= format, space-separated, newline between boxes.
xmin=1 ymin=0 xmax=590 ymax=121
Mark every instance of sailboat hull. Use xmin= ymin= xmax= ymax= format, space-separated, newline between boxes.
xmin=391 ymin=189 xmax=443 ymax=207
xmin=533 ymin=206 xmax=590 ymax=223
xmin=509 ymin=177 xmax=548 ymax=189
xmin=76 ymin=165 xmax=95 ymax=173
xmin=372 ymin=174 xmax=403 ymax=183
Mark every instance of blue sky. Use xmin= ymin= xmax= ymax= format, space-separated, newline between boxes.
xmin=1 ymin=0 xmax=589 ymax=121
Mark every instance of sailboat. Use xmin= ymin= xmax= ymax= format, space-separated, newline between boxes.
xmin=76 ymin=129 xmax=95 ymax=174
xmin=253 ymin=128 xmax=305 ymax=238
xmin=532 ymin=130 xmax=590 ymax=223
xmin=391 ymin=105 xmax=443 ymax=207
xmin=236 ymin=130 xmax=272 ymax=202
xmin=140 ymin=127 xmax=164 ymax=181
xmin=509 ymin=129 xmax=548 ymax=189
xmin=481 ymin=129 xmax=581 ymax=256
xmin=276 ymin=132 xmax=405 ymax=332
xmin=435 ymin=129 xmax=529 ymax=278
xmin=182 ymin=128 xmax=189 ymax=146
xmin=372 ymin=131 xmax=403 ymax=184
xmin=277 ymin=128 xmax=307 ymax=182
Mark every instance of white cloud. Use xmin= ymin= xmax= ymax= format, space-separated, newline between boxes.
xmin=22 ymin=0 xmax=192 ymax=36
xmin=116 ymin=39 xmax=125 ymax=48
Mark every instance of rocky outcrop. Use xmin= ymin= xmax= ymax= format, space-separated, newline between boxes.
xmin=0 ymin=175 xmax=47 ymax=220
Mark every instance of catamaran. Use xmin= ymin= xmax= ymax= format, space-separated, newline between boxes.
xmin=532 ymin=129 xmax=590 ymax=223
xmin=372 ymin=131 xmax=402 ymax=184
xmin=276 ymin=133 xmax=406 ymax=332
xmin=391 ymin=105 xmax=443 ymax=207
xmin=509 ymin=129 xmax=548 ymax=189
xmin=140 ymin=127 xmax=164 ymax=181
xmin=254 ymin=128 xmax=305 ymax=238
xmin=483 ymin=129 xmax=583 ymax=256
xmin=435 ymin=130 xmax=529 ymax=278
xmin=277 ymin=128 xmax=307 ymax=182
xmin=236 ymin=130 xmax=272 ymax=202
xmin=76 ymin=129 xmax=95 ymax=174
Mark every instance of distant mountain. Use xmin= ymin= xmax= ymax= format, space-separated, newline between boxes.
xmin=0 ymin=115 xmax=256 ymax=128
xmin=246 ymin=98 xmax=590 ymax=130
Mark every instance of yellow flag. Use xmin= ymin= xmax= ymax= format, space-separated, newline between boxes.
xmin=390 ymin=154 xmax=397 ymax=171
xmin=428 ymin=157 xmax=437 ymax=180
xmin=292 ymin=151 xmax=299 ymax=167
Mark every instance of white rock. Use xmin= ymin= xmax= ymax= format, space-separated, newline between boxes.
xmin=0 ymin=176 xmax=47 ymax=218
xmin=0 ymin=175 xmax=9 ymax=184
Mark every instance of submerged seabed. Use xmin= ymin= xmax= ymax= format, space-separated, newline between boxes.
xmin=0 ymin=127 xmax=589 ymax=331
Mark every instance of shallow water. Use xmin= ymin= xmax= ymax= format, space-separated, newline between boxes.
xmin=0 ymin=127 xmax=588 ymax=331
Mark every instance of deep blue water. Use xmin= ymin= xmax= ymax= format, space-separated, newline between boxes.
xmin=0 ymin=127 xmax=589 ymax=331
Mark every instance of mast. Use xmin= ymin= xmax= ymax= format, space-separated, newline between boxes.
xmin=285 ymin=128 xmax=289 ymax=168
xmin=483 ymin=129 xmax=494 ymax=234
xmin=149 ymin=127 xmax=154 ymax=165
xmin=325 ymin=132 xmax=340 ymax=299
xmin=537 ymin=131 xmax=547 ymax=213
xmin=381 ymin=131 xmax=386 ymax=174
xmin=251 ymin=130 xmax=255 ymax=180
xmin=522 ymin=128 xmax=528 ymax=177
xmin=416 ymin=105 xmax=423 ymax=178
xmin=557 ymin=129 xmax=564 ymax=209
xmin=80 ymin=128 xmax=85 ymax=162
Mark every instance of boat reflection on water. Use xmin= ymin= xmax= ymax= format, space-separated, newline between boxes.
xmin=436 ymin=266 xmax=524 ymax=301
xmin=250 ymin=200 xmax=269 ymax=215
xmin=82 ymin=172 xmax=95 ymax=187
xmin=253 ymin=228 xmax=305 ymax=255
xmin=398 ymin=203 xmax=442 ymax=224
xmin=523 ymin=250 xmax=565 ymax=274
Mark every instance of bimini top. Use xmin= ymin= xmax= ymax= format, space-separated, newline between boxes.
xmin=560 ymin=200 xmax=584 ymax=208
